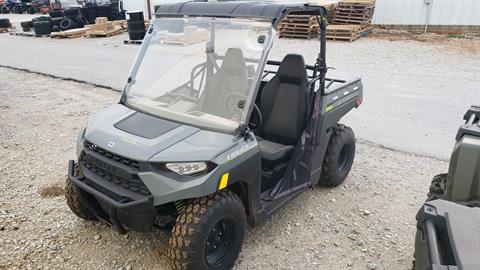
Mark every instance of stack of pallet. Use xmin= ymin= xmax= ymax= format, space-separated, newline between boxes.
xmin=327 ymin=0 xmax=375 ymax=42
xmin=325 ymin=25 xmax=363 ymax=41
xmin=308 ymin=0 xmax=336 ymax=23
xmin=278 ymin=14 xmax=320 ymax=39
xmin=277 ymin=1 xmax=336 ymax=40
xmin=333 ymin=0 xmax=375 ymax=26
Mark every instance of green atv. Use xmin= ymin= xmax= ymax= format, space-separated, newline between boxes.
xmin=65 ymin=2 xmax=363 ymax=269
xmin=414 ymin=105 xmax=480 ymax=270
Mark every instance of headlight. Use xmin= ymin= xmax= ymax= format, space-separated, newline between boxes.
xmin=165 ymin=162 xmax=208 ymax=176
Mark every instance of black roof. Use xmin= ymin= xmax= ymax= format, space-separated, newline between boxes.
xmin=154 ymin=2 xmax=326 ymax=25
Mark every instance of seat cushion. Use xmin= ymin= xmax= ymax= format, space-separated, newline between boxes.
xmin=444 ymin=204 xmax=480 ymax=269
xmin=258 ymin=138 xmax=295 ymax=161
xmin=259 ymin=54 xmax=308 ymax=145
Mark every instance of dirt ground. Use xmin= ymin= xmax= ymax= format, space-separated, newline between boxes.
xmin=0 ymin=67 xmax=448 ymax=270
xmin=369 ymin=28 xmax=480 ymax=55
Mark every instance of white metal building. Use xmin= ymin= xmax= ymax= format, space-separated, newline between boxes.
xmin=373 ymin=0 xmax=480 ymax=27
xmin=122 ymin=0 xmax=480 ymax=29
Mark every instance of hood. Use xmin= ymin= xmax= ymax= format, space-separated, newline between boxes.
xmin=84 ymin=104 xmax=240 ymax=162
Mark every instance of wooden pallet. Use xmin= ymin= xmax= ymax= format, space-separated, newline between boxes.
xmin=113 ymin=20 xmax=127 ymax=29
xmin=334 ymin=12 xmax=374 ymax=19
xmin=333 ymin=18 xmax=372 ymax=26
xmin=326 ymin=24 xmax=362 ymax=42
xmin=50 ymin=28 xmax=88 ymax=39
xmin=279 ymin=32 xmax=318 ymax=39
xmin=86 ymin=27 xmax=124 ymax=37
xmin=279 ymin=28 xmax=319 ymax=33
xmin=307 ymin=1 xmax=336 ymax=23
xmin=279 ymin=34 xmax=319 ymax=40
xmin=335 ymin=6 xmax=375 ymax=11
xmin=10 ymin=31 xmax=37 ymax=37
xmin=84 ymin=17 xmax=125 ymax=38
xmin=337 ymin=0 xmax=375 ymax=8
xmin=333 ymin=0 xmax=375 ymax=27
xmin=279 ymin=21 xmax=319 ymax=28
xmin=278 ymin=13 xmax=320 ymax=40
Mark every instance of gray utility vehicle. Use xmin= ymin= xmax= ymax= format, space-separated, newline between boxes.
xmin=414 ymin=105 xmax=480 ymax=270
xmin=65 ymin=2 xmax=363 ymax=269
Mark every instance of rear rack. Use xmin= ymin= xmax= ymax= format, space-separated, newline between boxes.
xmin=263 ymin=60 xmax=360 ymax=94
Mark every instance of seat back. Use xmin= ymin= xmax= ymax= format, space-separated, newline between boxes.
xmin=199 ymin=48 xmax=248 ymax=118
xmin=259 ymin=54 xmax=308 ymax=145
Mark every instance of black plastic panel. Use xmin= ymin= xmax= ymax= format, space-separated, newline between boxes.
xmin=114 ymin=112 xmax=181 ymax=139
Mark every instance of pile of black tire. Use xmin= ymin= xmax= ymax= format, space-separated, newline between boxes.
xmin=0 ymin=18 xmax=12 ymax=28
xmin=80 ymin=3 xmax=125 ymax=24
xmin=0 ymin=6 xmax=8 ymax=14
xmin=1 ymin=4 xmax=35 ymax=14
xmin=80 ymin=5 xmax=97 ymax=24
xmin=23 ymin=8 xmax=90 ymax=36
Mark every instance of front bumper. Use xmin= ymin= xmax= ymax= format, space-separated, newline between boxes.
xmin=68 ymin=160 xmax=157 ymax=234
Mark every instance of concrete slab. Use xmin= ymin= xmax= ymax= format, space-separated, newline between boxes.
xmin=0 ymin=22 xmax=479 ymax=159
xmin=0 ymin=32 xmax=137 ymax=89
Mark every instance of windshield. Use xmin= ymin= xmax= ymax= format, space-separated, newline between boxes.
xmin=124 ymin=17 xmax=273 ymax=134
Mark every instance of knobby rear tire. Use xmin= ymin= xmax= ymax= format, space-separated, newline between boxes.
xmin=318 ymin=124 xmax=356 ymax=187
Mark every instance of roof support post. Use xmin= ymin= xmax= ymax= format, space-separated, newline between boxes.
xmin=315 ymin=11 xmax=327 ymax=94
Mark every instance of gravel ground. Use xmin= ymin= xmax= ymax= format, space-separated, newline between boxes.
xmin=0 ymin=67 xmax=449 ymax=270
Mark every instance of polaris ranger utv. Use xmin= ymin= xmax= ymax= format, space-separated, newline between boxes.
xmin=414 ymin=106 xmax=480 ymax=270
xmin=65 ymin=2 xmax=363 ymax=269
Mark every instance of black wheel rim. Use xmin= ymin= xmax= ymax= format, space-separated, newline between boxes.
xmin=205 ymin=218 xmax=235 ymax=268
xmin=337 ymin=143 xmax=353 ymax=173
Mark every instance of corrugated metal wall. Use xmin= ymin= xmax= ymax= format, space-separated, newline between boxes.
xmin=373 ymin=0 xmax=480 ymax=26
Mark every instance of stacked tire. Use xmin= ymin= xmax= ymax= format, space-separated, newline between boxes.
xmin=63 ymin=8 xmax=79 ymax=19
xmin=51 ymin=17 xmax=63 ymax=26
xmin=48 ymin=10 xmax=63 ymax=18
xmin=24 ymin=10 xmax=89 ymax=34
xmin=60 ymin=8 xmax=89 ymax=30
xmin=32 ymin=17 xmax=52 ymax=36
xmin=26 ymin=6 xmax=35 ymax=14
xmin=0 ymin=6 xmax=9 ymax=14
xmin=96 ymin=5 xmax=112 ymax=20
xmin=127 ymin=11 xmax=145 ymax=41
xmin=58 ymin=18 xmax=77 ymax=31
xmin=12 ymin=5 xmax=23 ymax=14
xmin=80 ymin=5 xmax=97 ymax=24
xmin=0 ymin=18 xmax=11 ymax=28
xmin=20 ymin=20 xmax=33 ymax=32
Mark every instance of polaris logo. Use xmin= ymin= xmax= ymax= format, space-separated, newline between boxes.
xmin=108 ymin=141 xmax=116 ymax=148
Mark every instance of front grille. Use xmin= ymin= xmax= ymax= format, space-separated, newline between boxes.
xmin=80 ymin=148 xmax=150 ymax=196
xmin=84 ymin=140 xmax=140 ymax=171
